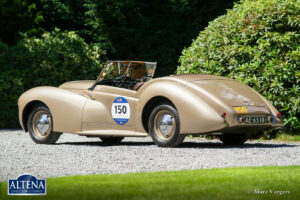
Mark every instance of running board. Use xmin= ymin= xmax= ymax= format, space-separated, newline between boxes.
xmin=76 ymin=130 xmax=148 ymax=137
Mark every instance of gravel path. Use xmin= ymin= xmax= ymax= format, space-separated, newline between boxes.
xmin=0 ymin=130 xmax=299 ymax=181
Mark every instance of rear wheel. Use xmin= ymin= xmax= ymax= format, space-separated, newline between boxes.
xmin=27 ymin=105 xmax=61 ymax=144
xmin=100 ymin=136 xmax=124 ymax=144
xmin=218 ymin=133 xmax=250 ymax=145
xmin=148 ymin=103 xmax=185 ymax=147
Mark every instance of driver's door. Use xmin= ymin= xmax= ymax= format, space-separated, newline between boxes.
xmin=81 ymin=85 xmax=138 ymax=134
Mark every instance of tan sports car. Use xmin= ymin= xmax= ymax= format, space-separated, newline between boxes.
xmin=18 ymin=60 xmax=283 ymax=147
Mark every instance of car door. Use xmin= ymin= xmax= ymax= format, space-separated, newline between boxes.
xmin=81 ymin=85 xmax=138 ymax=133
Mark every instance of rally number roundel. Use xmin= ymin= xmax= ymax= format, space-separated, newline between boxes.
xmin=111 ymin=97 xmax=131 ymax=125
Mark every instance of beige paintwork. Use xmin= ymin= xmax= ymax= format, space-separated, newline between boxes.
xmin=59 ymin=80 xmax=94 ymax=95
xmin=18 ymin=61 xmax=283 ymax=137
xmin=18 ymin=87 xmax=86 ymax=133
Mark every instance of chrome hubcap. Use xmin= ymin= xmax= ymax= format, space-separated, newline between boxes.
xmin=32 ymin=110 xmax=51 ymax=137
xmin=158 ymin=114 xmax=173 ymax=137
xmin=36 ymin=114 xmax=50 ymax=135
xmin=154 ymin=110 xmax=176 ymax=140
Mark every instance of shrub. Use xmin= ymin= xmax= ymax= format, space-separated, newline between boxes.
xmin=177 ymin=0 xmax=300 ymax=134
xmin=0 ymin=30 xmax=106 ymax=128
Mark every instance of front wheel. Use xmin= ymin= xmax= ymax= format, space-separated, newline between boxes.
xmin=27 ymin=105 xmax=62 ymax=144
xmin=218 ymin=133 xmax=250 ymax=145
xmin=148 ymin=103 xmax=185 ymax=147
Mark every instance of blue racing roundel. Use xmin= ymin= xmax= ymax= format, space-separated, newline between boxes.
xmin=111 ymin=97 xmax=131 ymax=125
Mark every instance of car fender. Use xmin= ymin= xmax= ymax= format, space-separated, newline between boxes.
xmin=18 ymin=86 xmax=87 ymax=133
xmin=136 ymin=78 xmax=227 ymax=134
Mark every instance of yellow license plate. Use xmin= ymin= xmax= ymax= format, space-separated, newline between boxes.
xmin=234 ymin=107 xmax=248 ymax=114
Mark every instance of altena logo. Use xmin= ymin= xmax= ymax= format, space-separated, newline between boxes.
xmin=8 ymin=174 xmax=46 ymax=195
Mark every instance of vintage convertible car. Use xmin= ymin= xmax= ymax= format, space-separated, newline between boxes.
xmin=18 ymin=60 xmax=283 ymax=147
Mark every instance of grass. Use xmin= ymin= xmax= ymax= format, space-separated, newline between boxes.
xmin=190 ymin=133 xmax=300 ymax=142
xmin=274 ymin=133 xmax=300 ymax=142
xmin=1 ymin=166 xmax=299 ymax=200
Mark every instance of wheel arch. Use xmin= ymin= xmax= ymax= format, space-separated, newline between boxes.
xmin=22 ymin=100 xmax=49 ymax=132
xmin=141 ymin=96 xmax=176 ymax=133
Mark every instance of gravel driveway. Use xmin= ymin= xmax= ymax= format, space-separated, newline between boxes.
xmin=0 ymin=130 xmax=299 ymax=181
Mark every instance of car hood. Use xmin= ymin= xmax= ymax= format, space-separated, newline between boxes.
xmin=186 ymin=79 xmax=266 ymax=107
xmin=59 ymin=80 xmax=95 ymax=91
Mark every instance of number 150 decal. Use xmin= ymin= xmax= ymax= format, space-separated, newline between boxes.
xmin=111 ymin=97 xmax=131 ymax=125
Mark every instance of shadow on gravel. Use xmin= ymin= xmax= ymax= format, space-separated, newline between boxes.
xmin=56 ymin=141 xmax=154 ymax=147
xmin=179 ymin=142 xmax=297 ymax=149
xmin=56 ymin=141 xmax=297 ymax=149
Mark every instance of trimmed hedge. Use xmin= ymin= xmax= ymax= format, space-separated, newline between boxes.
xmin=0 ymin=30 xmax=106 ymax=128
xmin=177 ymin=0 xmax=300 ymax=134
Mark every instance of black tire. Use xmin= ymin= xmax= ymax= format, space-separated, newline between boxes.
xmin=100 ymin=136 xmax=124 ymax=144
xmin=27 ymin=105 xmax=62 ymax=144
xmin=218 ymin=133 xmax=250 ymax=145
xmin=148 ymin=103 xmax=185 ymax=147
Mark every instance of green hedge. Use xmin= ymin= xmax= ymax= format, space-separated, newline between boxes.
xmin=177 ymin=0 xmax=300 ymax=134
xmin=0 ymin=30 xmax=106 ymax=128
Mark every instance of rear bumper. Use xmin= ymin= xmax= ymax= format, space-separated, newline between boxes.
xmin=220 ymin=124 xmax=281 ymax=134
xmin=220 ymin=117 xmax=283 ymax=134
xmin=198 ymin=113 xmax=283 ymax=135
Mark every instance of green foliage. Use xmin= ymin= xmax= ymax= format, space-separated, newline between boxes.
xmin=37 ymin=0 xmax=112 ymax=51
xmin=0 ymin=0 xmax=43 ymax=45
xmin=0 ymin=30 xmax=106 ymax=128
xmin=0 ymin=0 xmax=238 ymax=76
xmin=177 ymin=0 xmax=300 ymax=134
xmin=22 ymin=30 xmax=106 ymax=86
xmin=94 ymin=0 xmax=237 ymax=76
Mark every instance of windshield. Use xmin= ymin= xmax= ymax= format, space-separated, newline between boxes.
xmin=97 ymin=60 xmax=157 ymax=82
